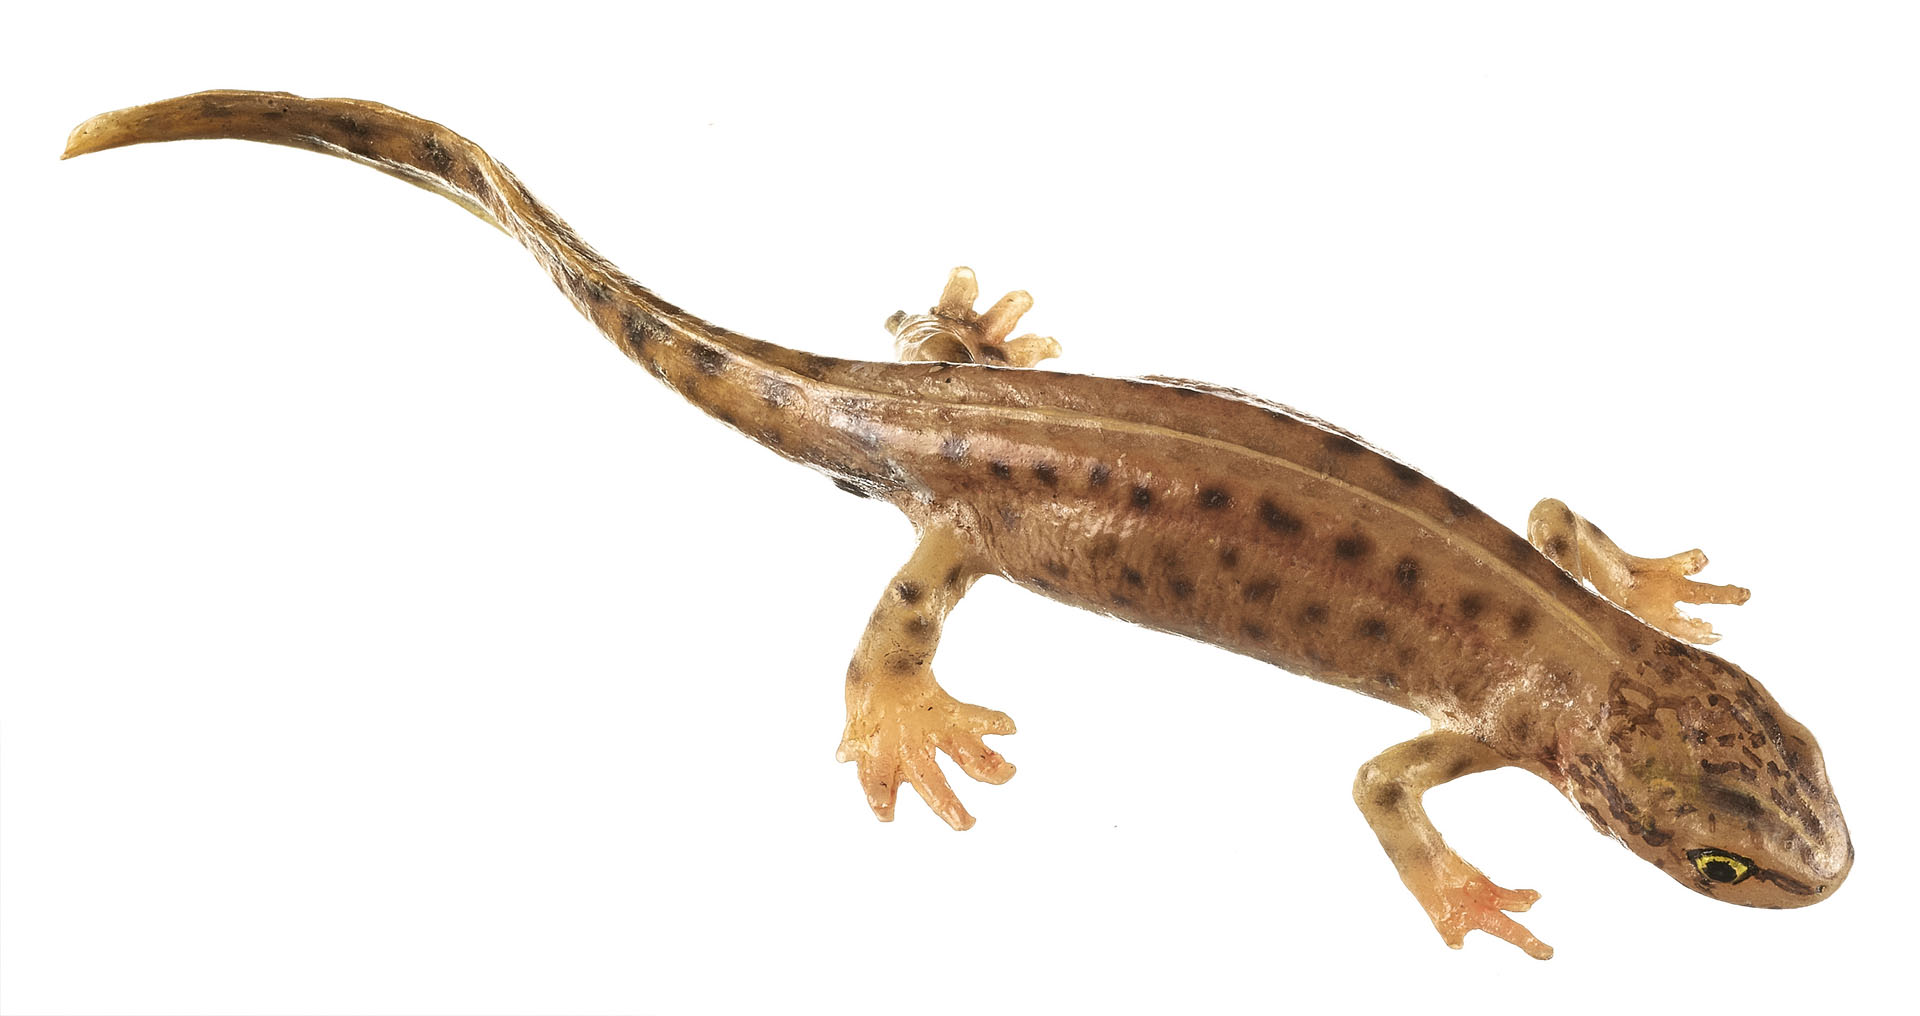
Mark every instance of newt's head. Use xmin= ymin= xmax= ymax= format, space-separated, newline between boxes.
xmin=1563 ymin=645 xmax=1852 ymax=909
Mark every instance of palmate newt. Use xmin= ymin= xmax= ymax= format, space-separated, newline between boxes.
xmin=62 ymin=90 xmax=1853 ymax=959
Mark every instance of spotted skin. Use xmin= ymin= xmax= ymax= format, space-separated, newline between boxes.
xmin=65 ymin=90 xmax=1852 ymax=959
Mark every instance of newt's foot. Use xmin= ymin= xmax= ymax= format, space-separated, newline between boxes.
xmin=835 ymin=683 xmax=1015 ymax=831
xmin=1528 ymin=498 xmax=1750 ymax=644
xmin=885 ymin=266 xmax=1062 ymax=368
xmin=1610 ymin=547 xmax=1749 ymax=644
xmin=1413 ymin=856 xmax=1553 ymax=960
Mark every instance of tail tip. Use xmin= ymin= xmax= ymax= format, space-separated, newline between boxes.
xmin=62 ymin=113 xmax=119 ymax=160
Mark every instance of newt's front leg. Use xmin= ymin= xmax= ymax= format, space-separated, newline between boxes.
xmin=1527 ymin=497 xmax=1749 ymax=644
xmin=1354 ymin=730 xmax=1553 ymax=959
xmin=835 ymin=523 xmax=1015 ymax=830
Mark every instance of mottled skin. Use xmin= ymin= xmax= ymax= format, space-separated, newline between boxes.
xmin=64 ymin=90 xmax=1853 ymax=959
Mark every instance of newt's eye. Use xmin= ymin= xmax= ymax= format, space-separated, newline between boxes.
xmin=1688 ymin=848 xmax=1756 ymax=884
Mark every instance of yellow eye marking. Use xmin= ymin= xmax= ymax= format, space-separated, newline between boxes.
xmin=1687 ymin=848 xmax=1755 ymax=885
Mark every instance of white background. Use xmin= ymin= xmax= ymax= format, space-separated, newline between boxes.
xmin=4 ymin=3 xmax=1915 ymax=1013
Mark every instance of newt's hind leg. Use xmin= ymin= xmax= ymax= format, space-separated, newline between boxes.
xmin=1527 ymin=498 xmax=1750 ymax=644
xmin=835 ymin=523 xmax=1015 ymax=830
xmin=884 ymin=266 xmax=1062 ymax=367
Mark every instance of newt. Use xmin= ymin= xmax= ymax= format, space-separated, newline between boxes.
xmin=62 ymin=90 xmax=1853 ymax=959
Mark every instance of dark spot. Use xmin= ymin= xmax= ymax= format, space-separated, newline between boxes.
xmin=1109 ymin=594 xmax=1134 ymax=609
xmin=1029 ymin=576 xmax=1054 ymax=592
xmin=420 ymin=134 xmax=456 ymax=175
xmin=713 ymin=410 xmax=735 ymax=427
xmin=1334 ymin=535 xmax=1372 ymax=560
xmin=761 ymin=379 xmax=799 ymax=409
xmin=943 ymin=565 xmax=964 ymax=588
xmin=1168 ymin=578 xmax=1195 ymax=600
xmin=1241 ymin=622 xmax=1268 ymax=641
xmin=1508 ymin=610 xmax=1536 ymax=636
xmin=936 ymin=436 xmax=968 ymax=461
xmin=1198 ymin=487 xmax=1232 ymax=510
xmin=1702 ymin=784 xmax=1767 ymax=821
xmin=1302 ymin=604 xmax=1329 ymax=625
xmin=1357 ymin=618 xmax=1389 ymax=641
xmin=1131 ymin=485 xmax=1153 ymax=509
xmin=1394 ymin=557 xmax=1420 ymax=590
xmin=895 ymin=581 xmax=924 ymax=605
xmin=1088 ymin=463 xmax=1111 ymax=487
xmin=832 ymin=478 xmax=868 ymax=498
xmin=1217 ymin=546 xmax=1240 ymax=569
xmin=1545 ymin=536 xmax=1571 ymax=558
xmin=990 ymin=460 xmax=1013 ymax=479
xmin=1322 ymin=432 xmax=1364 ymax=456
xmin=1032 ymin=463 xmax=1059 ymax=487
xmin=1169 ymin=385 xmax=1203 ymax=398
xmin=1121 ymin=567 xmax=1145 ymax=588
xmin=979 ymin=345 xmax=1009 ymax=363
xmin=330 ymin=113 xmax=372 ymax=138
xmin=691 ymin=344 xmax=728 ymax=376
xmin=1460 ymin=593 xmax=1489 ymax=619
xmin=1045 ymin=561 xmax=1070 ymax=580
xmin=1376 ymin=672 xmax=1401 ymax=690
xmin=903 ymin=615 xmax=934 ymax=641
xmin=1655 ymin=640 xmax=1695 ymax=659
xmin=1373 ymin=784 xmax=1405 ymax=809
xmin=1445 ymin=492 xmax=1476 ymax=520
xmin=1445 ymin=756 xmax=1476 ymax=780
xmin=1242 ymin=579 xmax=1276 ymax=603
xmin=887 ymin=654 xmax=921 ymax=675
xmin=1387 ymin=461 xmax=1424 ymax=485
xmin=759 ymin=428 xmax=784 ymax=447
xmin=1258 ymin=499 xmax=1302 ymax=533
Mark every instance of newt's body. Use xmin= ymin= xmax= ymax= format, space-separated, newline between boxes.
xmin=64 ymin=91 xmax=1852 ymax=959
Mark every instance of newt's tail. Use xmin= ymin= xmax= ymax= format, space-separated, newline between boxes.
xmin=63 ymin=89 xmax=901 ymax=495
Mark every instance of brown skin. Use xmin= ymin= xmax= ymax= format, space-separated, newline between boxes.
xmin=64 ymin=90 xmax=1853 ymax=958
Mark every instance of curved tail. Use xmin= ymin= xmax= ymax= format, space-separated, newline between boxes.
xmin=64 ymin=90 xmax=902 ymax=495
xmin=65 ymin=90 xmax=760 ymax=373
